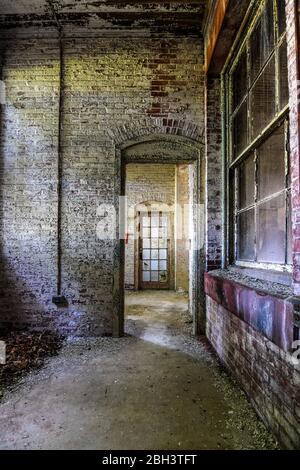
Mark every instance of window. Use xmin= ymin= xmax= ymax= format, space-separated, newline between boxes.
xmin=227 ymin=0 xmax=290 ymax=270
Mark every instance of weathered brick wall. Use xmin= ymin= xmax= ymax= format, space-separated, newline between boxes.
xmin=125 ymin=163 xmax=176 ymax=289
xmin=206 ymin=296 xmax=300 ymax=449
xmin=0 ymin=36 xmax=204 ymax=335
xmin=175 ymin=164 xmax=191 ymax=292
xmin=205 ymin=76 xmax=223 ymax=271
xmin=0 ymin=39 xmax=60 ymax=332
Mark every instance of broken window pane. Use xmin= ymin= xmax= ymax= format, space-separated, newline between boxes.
xmin=279 ymin=38 xmax=289 ymax=109
xmin=232 ymin=99 xmax=248 ymax=159
xmin=277 ymin=0 xmax=286 ymax=37
xmin=257 ymin=123 xmax=285 ymax=200
xmin=257 ymin=193 xmax=286 ymax=263
xmin=237 ymin=209 xmax=255 ymax=261
xmin=250 ymin=0 xmax=275 ymax=83
xmin=232 ymin=49 xmax=248 ymax=111
xmin=239 ymin=155 xmax=255 ymax=209
xmin=250 ymin=57 xmax=276 ymax=138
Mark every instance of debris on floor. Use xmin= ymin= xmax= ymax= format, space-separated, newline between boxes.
xmin=0 ymin=331 xmax=64 ymax=399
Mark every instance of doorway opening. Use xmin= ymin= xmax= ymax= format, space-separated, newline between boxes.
xmin=124 ymin=162 xmax=195 ymax=335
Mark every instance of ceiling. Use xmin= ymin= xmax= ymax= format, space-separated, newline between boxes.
xmin=0 ymin=1 xmax=208 ymax=37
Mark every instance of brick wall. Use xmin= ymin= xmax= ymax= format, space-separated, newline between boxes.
xmin=206 ymin=296 xmax=300 ymax=449
xmin=175 ymin=164 xmax=191 ymax=292
xmin=205 ymin=76 xmax=223 ymax=272
xmin=125 ymin=163 xmax=176 ymax=289
xmin=0 ymin=36 xmax=204 ymax=335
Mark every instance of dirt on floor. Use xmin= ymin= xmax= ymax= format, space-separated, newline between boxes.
xmin=0 ymin=291 xmax=279 ymax=450
xmin=0 ymin=330 xmax=64 ymax=399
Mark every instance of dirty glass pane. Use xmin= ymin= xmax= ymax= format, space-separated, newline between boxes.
xmin=159 ymin=239 xmax=167 ymax=249
xmin=250 ymin=57 xmax=276 ymax=138
xmin=143 ymin=272 xmax=150 ymax=282
xmin=232 ymin=99 xmax=248 ymax=159
xmin=151 ymin=239 xmax=159 ymax=249
xmin=257 ymin=193 xmax=286 ymax=263
xmin=151 ymin=272 xmax=159 ymax=282
xmin=151 ymin=216 xmax=159 ymax=227
xmin=159 ymin=260 xmax=167 ymax=270
xmin=152 ymin=250 xmax=159 ymax=260
xmin=279 ymin=38 xmax=289 ymax=109
xmin=277 ymin=0 xmax=286 ymax=37
xmin=257 ymin=124 xmax=285 ymax=200
xmin=159 ymin=272 xmax=167 ymax=282
xmin=143 ymin=217 xmax=150 ymax=227
xmin=143 ymin=250 xmax=151 ymax=260
xmin=143 ymin=239 xmax=150 ymax=249
xmin=160 ymin=217 xmax=167 ymax=227
xmin=160 ymin=249 xmax=167 ymax=260
xmin=237 ymin=209 xmax=255 ymax=261
xmin=151 ymin=227 xmax=159 ymax=238
xmin=232 ymin=49 xmax=248 ymax=111
xmin=151 ymin=261 xmax=158 ymax=270
xmin=143 ymin=261 xmax=150 ymax=271
xmin=159 ymin=227 xmax=168 ymax=238
xmin=143 ymin=228 xmax=150 ymax=238
xmin=239 ymin=155 xmax=255 ymax=209
xmin=250 ymin=0 xmax=275 ymax=83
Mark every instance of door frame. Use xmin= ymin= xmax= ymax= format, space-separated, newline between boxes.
xmin=113 ymin=134 xmax=204 ymax=337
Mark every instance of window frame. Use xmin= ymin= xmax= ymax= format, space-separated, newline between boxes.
xmin=223 ymin=0 xmax=291 ymax=273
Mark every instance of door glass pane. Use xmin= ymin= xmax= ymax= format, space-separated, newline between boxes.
xmin=159 ymin=227 xmax=167 ymax=238
xmin=143 ymin=228 xmax=150 ymax=238
xmin=152 ymin=250 xmax=159 ymax=260
xmin=143 ymin=239 xmax=150 ymax=249
xmin=151 ymin=261 xmax=158 ymax=270
xmin=151 ymin=239 xmax=159 ymax=249
xmin=250 ymin=0 xmax=275 ymax=83
xmin=143 ymin=261 xmax=150 ymax=271
xmin=159 ymin=239 xmax=167 ymax=249
xmin=250 ymin=57 xmax=276 ymax=139
xmin=232 ymin=49 xmax=248 ymax=111
xmin=143 ymin=250 xmax=151 ymax=260
xmin=160 ymin=250 xmax=167 ymax=260
xmin=160 ymin=217 xmax=167 ymax=227
xmin=143 ymin=272 xmax=150 ymax=282
xmin=257 ymin=194 xmax=286 ymax=263
xmin=152 ymin=217 xmax=159 ymax=227
xmin=152 ymin=228 xmax=159 ymax=238
xmin=237 ymin=209 xmax=255 ymax=261
xmin=232 ymin=100 xmax=248 ymax=159
xmin=143 ymin=217 xmax=150 ymax=227
xmin=257 ymin=124 xmax=285 ymax=200
xmin=151 ymin=272 xmax=159 ymax=282
xmin=279 ymin=38 xmax=289 ymax=110
xmin=239 ymin=155 xmax=255 ymax=209
xmin=159 ymin=260 xmax=167 ymax=270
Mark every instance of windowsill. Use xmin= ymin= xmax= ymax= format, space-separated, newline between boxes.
xmin=207 ymin=267 xmax=292 ymax=299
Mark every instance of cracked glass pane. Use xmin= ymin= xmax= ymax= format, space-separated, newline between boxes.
xmin=232 ymin=49 xmax=248 ymax=111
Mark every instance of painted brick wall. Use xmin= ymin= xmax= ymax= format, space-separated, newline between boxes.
xmin=206 ymin=296 xmax=300 ymax=449
xmin=0 ymin=36 xmax=204 ymax=335
xmin=125 ymin=163 xmax=176 ymax=289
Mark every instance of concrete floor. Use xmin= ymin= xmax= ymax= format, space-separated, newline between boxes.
xmin=0 ymin=291 xmax=278 ymax=450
